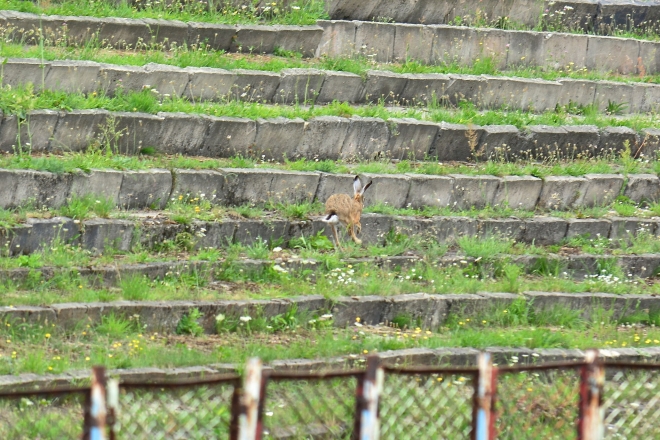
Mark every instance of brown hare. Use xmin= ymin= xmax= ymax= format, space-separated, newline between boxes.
xmin=322 ymin=176 xmax=372 ymax=251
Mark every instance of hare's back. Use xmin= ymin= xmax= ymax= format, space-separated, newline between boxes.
xmin=325 ymin=194 xmax=353 ymax=213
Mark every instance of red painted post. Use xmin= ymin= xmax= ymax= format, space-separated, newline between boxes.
xmin=239 ymin=358 xmax=264 ymax=440
xmin=578 ymin=350 xmax=604 ymax=440
xmin=357 ymin=356 xmax=383 ymax=440
xmin=82 ymin=366 xmax=107 ymax=440
xmin=472 ymin=353 xmax=496 ymax=440
xmin=229 ymin=384 xmax=242 ymax=440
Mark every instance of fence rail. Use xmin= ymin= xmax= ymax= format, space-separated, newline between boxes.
xmin=2 ymin=351 xmax=660 ymax=439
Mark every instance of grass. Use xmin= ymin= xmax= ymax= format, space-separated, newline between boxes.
xmin=0 ymin=0 xmax=328 ymax=25
xmin=0 ymin=300 xmax=658 ymax=376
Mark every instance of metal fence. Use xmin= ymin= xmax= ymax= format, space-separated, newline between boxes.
xmin=2 ymin=351 xmax=660 ymax=439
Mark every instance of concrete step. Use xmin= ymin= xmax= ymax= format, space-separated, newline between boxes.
xmin=1 ymin=10 xmax=659 ymax=75
xmin=326 ymin=0 xmax=660 ymax=34
xmin=3 ymin=252 xmax=659 ymax=290
xmin=0 ymin=290 xmax=657 ymax=333
xmin=0 ymin=109 xmax=657 ymax=161
xmin=2 ymin=166 xmax=659 ymax=212
xmin=1 ymin=212 xmax=659 ymax=256
xmin=4 ymin=57 xmax=659 ymax=113
xmin=0 ymin=345 xmax=656 ymax=391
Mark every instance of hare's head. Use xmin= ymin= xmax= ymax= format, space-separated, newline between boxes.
xmin=352 ymin=176 xmax=372 ymax=207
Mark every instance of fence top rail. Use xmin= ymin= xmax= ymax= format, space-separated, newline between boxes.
xmin=383 ymin=365 xmax=479 ymax=375
xmin=0 ymin=385 xmax=90 ymax=399
xmin=266 ymin=369 xmax=365 ymax=380
xmin=497 ymin=360 xmax=587 ymax=373
xmin=119 ymin=374 xmax=242 ymax=389
xmin=604 ymin=361 xmax=660 ymax=370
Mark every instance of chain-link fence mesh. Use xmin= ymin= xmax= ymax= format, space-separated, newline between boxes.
xmin=380 ymin=371 xmax=475 ymax=439
xmin=261 ymin=374 xmax=359 ymax=439
xmin=114 ymin=380 xmax=238 ymax=440
xmin=0 ymin=391 xmax=86 ymax=440
xmin=496 ymin=367 xmax=581 ymax=440
xmin=604 ymin=367 xmax=660 ymax=438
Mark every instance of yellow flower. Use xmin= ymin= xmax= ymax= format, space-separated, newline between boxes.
xmin=85 ymin=357 xmax=90 ymax=361
xmin=45 ymin=334 xmax=51 ymax=339
xmin=355 ymin=317 xmax=360 ymax=323
xmin=363 ymin=350 xmax=368 ymax=354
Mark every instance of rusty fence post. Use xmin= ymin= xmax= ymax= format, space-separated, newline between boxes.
xmin=578 ymin=349 xmax=604 ymax=440
xmin=83 ymin=366 xmax=108 ymax=440
xmin=229 ymin=382 xmax=242 ymax=440
xmin=356 ymin=356 xmax=383 ymax=440
xmin=473 ymin=352 xmax=496 ymax=440
xmin=239 ymin=358 xmax=264 ymax=440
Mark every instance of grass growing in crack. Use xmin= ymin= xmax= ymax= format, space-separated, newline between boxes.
xmin=176 ymin=308 xmax=204 ymax=336
xmin=58 ymin=194 xmax=114 ymax=220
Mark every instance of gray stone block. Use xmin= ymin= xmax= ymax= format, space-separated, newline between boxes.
xmin=435 ymin=216 xmax=478 ymax=243
xmin=432 ymin=122 xmax=482 ymax=161
xmin=156 ymin=112 xmax=209 ymax=155
xmin=609 ymin=217 xmax=656 ymax=241
xmin=1 ymin=58 xmax=50 ymax=91
xmin=546 ymin=0 xmax=598 ymax=31
xmin=82 ymin=219 xmax=135 ymax=255
xmin=141 ymin=18 xmax=189 ymax=48
xmin=184 ymin=67 xmax=235 ymax=101
xmin=119 ymin=169 xmax=172 ymax=209
xmin=234 ymin=219 xmax=289 ymax=246
xmin=97 ymin=64 xmax=147 ymax=96
xmin=478 ymin=218 xmax=525 ymax=241
xmin=340 ymin=116 xmax=390 ymax=160
xmin=201 ymin=116 xmax=256 ymax=158
xmin=44 ymin=60 xmax=101 ymax=94
xmin=360 ymin=173 xmax=411 ymax=209
xmin=221 ymin=168 xmax=275 ymax=206
xmin=364 ymin=70 xmax=408 ymax=104
xmin=405 ymin=0 xmax=453 ymax=25
xmin=70 ymin=169 xmax=123 ymax=205
xmin=7 ymin=169 xmax=72 ymax=209
xmin=268 ymin=171 xmax=320 ymax=205
xmin=392 ymin=24 xmax=434 ymax=63
xmin=172 ymin=169 xmax=225 ymax=203
xmin=316 ymin=71 xmax=365 ymax=104
xmin=598 ymin=126 xmax=638 ymax=156
xmin=0 ymin=110 xmax=59 ymax=154
xmin=357 ymin=214 xmax=395 ymax=246
xmin=192 ymin=221 xmax=236 ymax=249
xmin=474 ymin=28 xmax=510 ymax=70
xmin=586 ymin=35 xmax=639 ymax=75
xmin=230 ymin=69 xmax=280 ymax=102
xmin=405 ymin=174 xmax=454 ymax=209
xmin=142 ymin=63 xmax=189 ymax=98
xmin=523 ymin=217 xmax=567 ymax=245
xmin=444 ymin=74 xmax=487 ymax=105
xmin=273 ymin=25 xmax=323 ymax=57
xmin=98 ymin=17 xmax=151 ymax=48
xmin=478 ymin=125 xmax=524 ymax=160
xmin=593 ymin=81 xmax=635 ymax=114
xmin=399 ymin=73 xmax=452 ymax=106
xmin=638 ymin=40 xmax=660 ymax=75
xmin=566 ymin=219 xmax=612 ymax=239
xmin=639 ymin=128 xmax=660 ymax=160
xmin=624 ymin=174 xmax=660 ymax=203
xmin=274 ymin=69 xmax=325 ymax=104
xmin=188 ymin=22 xmax=235 ymax=51
xmin=493 ymin=176 xmax=543 ymax=211
xmin=231 ymin=25 xmax=277 ymax=53
xmin=579 ymin=174 xmax=624 ymax=207
xmin=383 ymin=293 xmax=448 ymax=329
xmin=451 ymin=174 xmax=501 ymax=210
xmin=538 ymin=176 xmax=587 ymax=211
xmin=556 ymin=78 xmax=597 ymax=108
xmin=113 ymin=112 xmax=164 ymax=155
xmin=254 ymin=117 xmax=304 ymax=160
xmin=429 ymin=26 xmax=477 ymax=65
xmin=298 ymin=116 xmax=349 ymax=160
xmin=542 ymin=33 xmax=588 ymax=71
xmin=314 ymin=173 xmax=356 ymax=204
xmin=355 ymin=22 xmax=396 ymax=62
xmin=315 ymin=20 xmax=357 ymax=58
xmin=524 ymin=125 xmax=572 ymax=159
xmin=506 ymin=30 xmax=544 ymax=68
xmin=387 ymin=118 xmax=438 ymax=161
xmin=50 ymin=109 xmax=110 ymax=152
xmin=632 ymin=82 xmax=660 ymax=113
xmin=524 ymin=292 xmax=638 ymax=321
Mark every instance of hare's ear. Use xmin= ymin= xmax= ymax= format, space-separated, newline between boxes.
xmin=353 ymin=175 xmax=362 ymax=195
xmin=360 ymin=180 xmax=373 ymax=195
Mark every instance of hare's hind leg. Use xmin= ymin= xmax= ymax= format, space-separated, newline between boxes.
xmin=350 ymin=224 xmax=362 ymax=245
xmin=330 ymin=224 xmax=344 ymax=251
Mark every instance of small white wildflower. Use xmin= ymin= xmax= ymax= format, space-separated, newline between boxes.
xmin=240 ymin=316 xmax=252 ymax=322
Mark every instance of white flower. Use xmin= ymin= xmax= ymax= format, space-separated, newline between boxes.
xmin=273 ymin=247 xmax=283 ymax=252
xmin=240 ymin=316 xmax=252 ymax=322
xmin=273 ymin=264 xmax=288 ymax=273
xmin=320 ymin=314 xmax=333 ymax=320
xmin=216 ymin=314 xmax=225 ymax=322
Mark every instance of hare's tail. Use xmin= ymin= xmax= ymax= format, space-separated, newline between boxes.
xmin=322 ymin=211 xmax=340 ymax=224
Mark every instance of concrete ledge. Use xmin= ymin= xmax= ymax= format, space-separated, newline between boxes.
xmin=0 ymin=109 xmax=654 ymax=162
